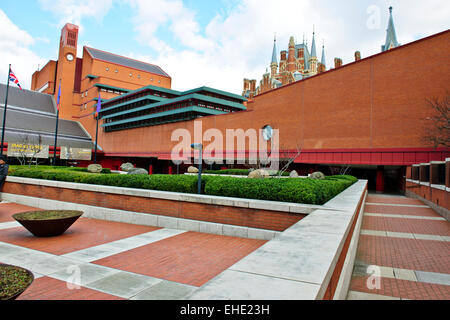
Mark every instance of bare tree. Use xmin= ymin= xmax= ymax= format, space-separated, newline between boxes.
xmin=423 ymin=92 xmax=450 ymax=148
xmin=12 ymin=134 xmax=44 ymax=167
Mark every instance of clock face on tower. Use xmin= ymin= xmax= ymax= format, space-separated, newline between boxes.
xmin=66 ymin=53 xmax=74 ymax=61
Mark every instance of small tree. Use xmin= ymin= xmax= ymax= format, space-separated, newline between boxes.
xmin=13 ymin=134 xmax=44 ymax=167
xmin=423 ymin=92 xmax=450 ymax=148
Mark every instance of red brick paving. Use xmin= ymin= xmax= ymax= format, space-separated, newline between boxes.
xmin=356 ymin=234 xmax=450 ymax=274
xmin=364 ymin=204 xmax=441 ymax=217
xmin=362 ymin=215 xmax=450 ymax=236
xmin=366 ymin=196 xmax=424 ymax=206
xmin=16 ymin=276 xmax=124 ymax=300
xmin=351 ymin=195 xmax=450 ymax=300
xmin=93 ymin=231 xmax=266 ymax=287
xmin=0 ymin=203 xmax=43 ymax=222
xmin=350 ymin=275 xmax=450 ymax=300
xmin=0 ymin=217 xmax=159 ymax=255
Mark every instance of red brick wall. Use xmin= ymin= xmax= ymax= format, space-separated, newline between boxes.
xmin=407 ymin=180 xmax=449 ymax=211
xmin=96 ymin=30 xmax=450 ymax=157
xmin=3 ymin=182 xmax=304 ymax=231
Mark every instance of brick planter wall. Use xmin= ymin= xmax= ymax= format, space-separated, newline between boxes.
xmin=3 ymin=181 xmax=305 ymax=232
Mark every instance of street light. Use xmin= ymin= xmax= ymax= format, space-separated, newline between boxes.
xmin=191 ymin=143 xmax=203 ymax=194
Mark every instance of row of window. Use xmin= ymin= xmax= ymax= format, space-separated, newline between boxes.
xmin=103 ymin=66 xmax=162 ymax=83
xmin=103 ymin=100 xmax=233 ymax=124
xmin=104 ymin=112 xmax=198 ymax=132
xmin=100 ymin=90 xmax=175 ymax=114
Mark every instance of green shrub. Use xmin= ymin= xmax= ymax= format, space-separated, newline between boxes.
xmin=203 ymin=176 xmax=355 ymax=205
xmin=9 ymin=165 xmax=357 ymax=205
xmin=202 ymin=169 xmax=290 ymax=176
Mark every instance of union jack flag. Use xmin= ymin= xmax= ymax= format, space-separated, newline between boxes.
xmin=9 ymin=68 xmax=22 ymax=90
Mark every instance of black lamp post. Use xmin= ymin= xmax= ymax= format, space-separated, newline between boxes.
xmin=191 ymin=143 xmax=203 ymax=194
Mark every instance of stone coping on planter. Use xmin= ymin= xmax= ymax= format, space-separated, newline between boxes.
xmin=5 ymin=176 xmax=344 ymax=214
xmin=186 ymin=179 xmax=368 ymax=300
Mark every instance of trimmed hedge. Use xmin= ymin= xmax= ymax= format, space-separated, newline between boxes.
xmin=8 ymin=166 xmax=357 ymax=205
xmin=204 ymin=175 xmax=355 ymax=205
xmin=203 ymin=169 xmax=290 ymax=176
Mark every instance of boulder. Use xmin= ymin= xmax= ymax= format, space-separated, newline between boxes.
xmin=309 ymin=171 xmax=326 ymax=180
xmin=127 ymin=168 xmax=148 ymax=175
xmin=187 ymin=166 xmax=199 ymax=173
xmin=87 ymin=164 xmax=102 ymax=173
xmin=289 ymin=170 xmax=299 ymax=178
xmin=248 ymin=169 xmax=269 ymax=178
xmin=120 ymin=162 xmax=134 ymax=172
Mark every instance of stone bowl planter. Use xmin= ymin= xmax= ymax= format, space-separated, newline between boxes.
xmin=12 ymin=210 xmax=83 ymax=237
xmin=0 ymin=264 xmax=34 ymax=300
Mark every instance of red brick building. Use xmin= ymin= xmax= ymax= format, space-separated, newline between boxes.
xmin=27 ymin=19 xmax=450 ymax=194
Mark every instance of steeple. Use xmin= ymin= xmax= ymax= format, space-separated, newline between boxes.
xmin=271 ymin=36 xmax=277 ymax=65
xmin=321 ymin=43 xmax=326 ymax=68
xmin=382 ymin=6 xmax=399 ymax=51
xmin=270 ymin=36 xmax=278 ymax=77
xmin=310 ymin=27 xmax=317 ymax=57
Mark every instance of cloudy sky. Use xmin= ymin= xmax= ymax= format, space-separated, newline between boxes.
xmin=1 ymin=0 xmax=449 ymax=94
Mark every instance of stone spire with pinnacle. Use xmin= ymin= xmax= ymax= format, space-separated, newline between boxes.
xmin=382 ymin=6 xmax=399 ymax=51
xmin=271 ymin=35 xmax=277 ymax=65
xmin=321 ymin=42 xmax=326 ymax=68
xmin=310 ymin=27 xmax=317 ymax=58
xmin=270 ymin=35 xmax=278 ymax=76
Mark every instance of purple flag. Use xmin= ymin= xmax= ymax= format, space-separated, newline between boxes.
xmin=95 ymin=93 xmax=101 ymax=117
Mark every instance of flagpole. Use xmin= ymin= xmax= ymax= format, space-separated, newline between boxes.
xmin=52 ymin=79 xmax=61 ymax=166
xmin=94 ymin=114 xmax=99 ymax=164
xmin=1 ymin=64 xmax=11 ymax=156
xmin=94 ymin=93 xmax=101 ymax=164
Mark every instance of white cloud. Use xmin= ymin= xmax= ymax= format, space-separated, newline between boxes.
xmin=38 ymin=0 xmax=113 ymax=31
xmin=0 ymin=10 xmax=46 ymax=90
xmin=126 ymin=0 xmax=450 ymax=95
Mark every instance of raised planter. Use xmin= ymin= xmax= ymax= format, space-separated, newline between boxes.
xmin=12 ymin=210 xmax=83 ymax=237
xmin=0 ymin=264 xmax=34 ymax=300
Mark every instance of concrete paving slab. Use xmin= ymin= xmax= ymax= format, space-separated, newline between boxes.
xmin=360 ymin=229 xmax=387 ymax=237
xmin=187 ymin=270 xmax=321 ymax=300
xmin=386 ymin=232 xmax=415 ymax=239
xmin=413 ymin=234 xmax=443 ymax=241
xmin=0 ymin=221 xmax=21 ymax=230
xmin=347 ymin=290 xmax=400 ymax=300
xmin=415 ymin=271 xmax=450 ymax=286
xmin=86 ymin=271 xmax=162 ymax=299
xmin=48 ymin=262 xmax=122 ymax=286
xmin=393 ymin=268 xmax=418 ymax=281
xmin=130 ymin=280 xmax=197 ymax=300
xmin=27 ymin=255 xmax=82 ymax=276
xmin=62 ymin=228 xmax=186 ymax=262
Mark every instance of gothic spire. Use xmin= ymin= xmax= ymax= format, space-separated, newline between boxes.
xmin=310 ymin=28 xmax=317 ymax=58
xmin=321 ymin=42 xmax=326 ymax=68
xmin=382 ymin=6 xmax=399 ymax=51
xmin=271 ymin=35 xmax=277 ymax=65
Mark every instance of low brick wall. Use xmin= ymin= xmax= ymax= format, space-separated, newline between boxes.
xmin=2 ymin=179 xmax=307 ymax=232
xmin=405 ymin=179 xmax=449 ymax=221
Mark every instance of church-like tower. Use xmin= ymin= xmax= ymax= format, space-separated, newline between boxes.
xmin=382 ymin=6 xmax=400 ymax=51
xmin=270 ymin=37 xmax=278 ymax=77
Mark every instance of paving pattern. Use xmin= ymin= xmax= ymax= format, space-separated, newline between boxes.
xmin=0 ymin=201 xmax=266 ymax=300
xmin=348 ymin=194 xmax=450 ymax=300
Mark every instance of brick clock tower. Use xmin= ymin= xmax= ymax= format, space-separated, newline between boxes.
xmin=55 ymin=23 xmax=78 ymax=119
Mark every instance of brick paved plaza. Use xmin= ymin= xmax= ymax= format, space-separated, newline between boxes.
xmin=348 ymin=195 xmax=450 ymax=300
xmin=1 ymin=192 xmax=449 ymax=300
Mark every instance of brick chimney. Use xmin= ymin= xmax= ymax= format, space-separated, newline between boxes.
xmin=355 ymin=51 xmax=361 ymax=61
xmin=334 ymin=58 xmax=343 ymax=68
